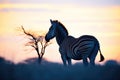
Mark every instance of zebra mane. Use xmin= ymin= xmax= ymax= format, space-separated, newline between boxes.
xmin=52 ymin=20 xmax=69 ymax=45
xmin=56 ymin=20 xmax=69 ymax=36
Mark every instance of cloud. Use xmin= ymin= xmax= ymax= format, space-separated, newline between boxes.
xmin=0 ymin=7 xmax=58 ymax=12
xmin=0 ymin=0 xmax=120 ymax=12
xmin=0 ymin=3 xmax=60 ymax=12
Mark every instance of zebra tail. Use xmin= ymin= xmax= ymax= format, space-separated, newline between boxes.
xmin=99 ymin=48 xmax=105 ymax=62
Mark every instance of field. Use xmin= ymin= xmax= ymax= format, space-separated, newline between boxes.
xmin=0 ymin=57 xmax=120 ymax=80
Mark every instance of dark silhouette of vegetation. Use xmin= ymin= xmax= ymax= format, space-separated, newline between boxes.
xmin=20 ymin=26 xmax=50 ymax=63
xmin=0 ymin=56 xmax=120 ymax=80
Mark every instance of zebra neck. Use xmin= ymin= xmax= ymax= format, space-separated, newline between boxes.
xmin=56 ymin=29 xmax=68 ymax=46
xmin=55 ymin=25 xmax=68 ymax=45
xmin=56 ymin=34 xmax=68 ymax=46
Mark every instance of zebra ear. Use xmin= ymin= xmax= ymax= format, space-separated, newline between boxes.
xmin=50 ymin=19 xmax=53 ymax=24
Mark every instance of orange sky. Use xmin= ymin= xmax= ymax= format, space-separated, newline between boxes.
xmin=0 ymin=1 xmax=120 ymax=64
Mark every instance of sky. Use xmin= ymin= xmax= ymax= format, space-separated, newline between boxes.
xmin=0 ymin=0 xmax=120 ymax=64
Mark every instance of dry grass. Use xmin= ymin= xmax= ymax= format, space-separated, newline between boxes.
xmin=0 ymin=57 xmax=120 ymax=80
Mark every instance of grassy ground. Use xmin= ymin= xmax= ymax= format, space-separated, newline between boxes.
xmin=0 ymin=57 xmax=120 ymax=80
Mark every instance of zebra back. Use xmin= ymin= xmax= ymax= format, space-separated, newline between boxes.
xmin=59 ymin=35 xmax=99 ymax=60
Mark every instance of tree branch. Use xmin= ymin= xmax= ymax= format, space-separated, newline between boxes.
xmin=20 ymin=26 xmax=51 ymax=63
xmin=21 ymin=26 xmax=36 ymax=40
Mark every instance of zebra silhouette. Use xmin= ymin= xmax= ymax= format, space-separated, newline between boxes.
xmin=45 ymin=19 xmax=104 ymax=66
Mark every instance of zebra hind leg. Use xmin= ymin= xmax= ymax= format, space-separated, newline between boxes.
xmin=89 ymin=57 xmax=95 ymax=66
xmin=67 ymin=58 xmax=72 ymax=66
xmin=82 ymin=54 xmax=88 ymax=66
xmin=89 ymin=46 xmax=98 ymax=66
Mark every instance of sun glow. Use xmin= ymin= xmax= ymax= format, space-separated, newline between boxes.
xmin=0 ymin=1 xmax=120 ymax=63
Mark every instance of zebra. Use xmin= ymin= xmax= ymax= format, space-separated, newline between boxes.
xmin=45 ymin=19 xmax=104 ymax=66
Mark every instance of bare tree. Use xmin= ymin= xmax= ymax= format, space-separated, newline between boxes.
xmin=20 ymin=26 xmax=50 ymax=63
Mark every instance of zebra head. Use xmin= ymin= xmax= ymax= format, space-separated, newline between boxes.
xmin=45 ymin=19 xmax=58 ymax=42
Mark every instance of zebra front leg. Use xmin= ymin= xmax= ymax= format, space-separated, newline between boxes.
xmin=61 ymin=55 xmax=67 ymax=66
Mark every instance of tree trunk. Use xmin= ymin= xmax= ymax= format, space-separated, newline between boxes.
xmin=36 ymin=48 xmax=41 ymax=63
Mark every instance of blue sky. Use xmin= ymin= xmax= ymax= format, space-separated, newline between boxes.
xmin=0 ymin=0 xmax=120 ymax=6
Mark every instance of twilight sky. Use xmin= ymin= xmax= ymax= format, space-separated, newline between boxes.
xmin=0 ymin=0 xmax=120 ymax=63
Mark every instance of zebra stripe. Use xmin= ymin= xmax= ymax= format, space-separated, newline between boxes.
xmin=68 ymin=36 xmax=95 ymax=59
